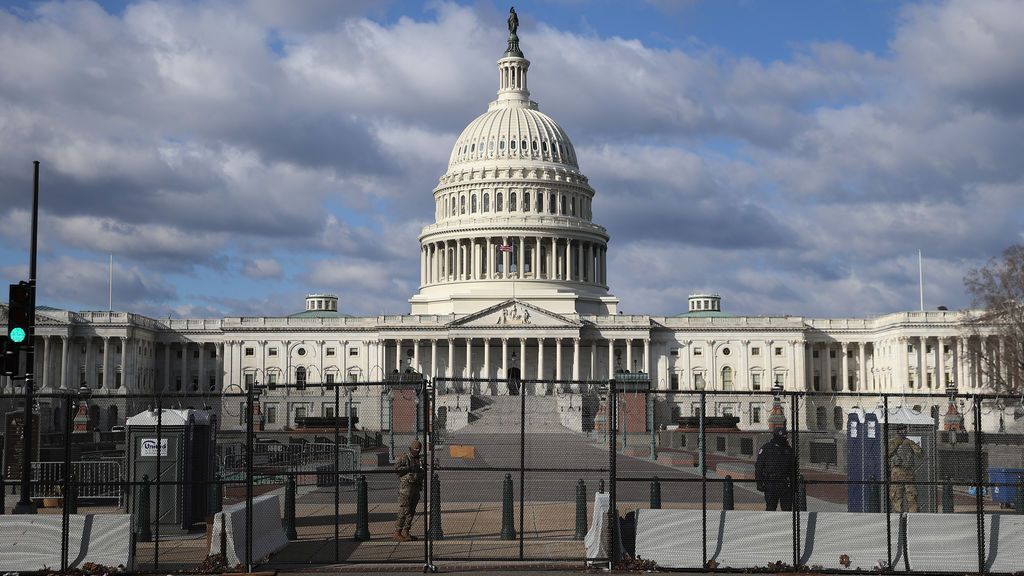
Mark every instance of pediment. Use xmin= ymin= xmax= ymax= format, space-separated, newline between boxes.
xmin=448 ymin=300 xmax=582 ymax=329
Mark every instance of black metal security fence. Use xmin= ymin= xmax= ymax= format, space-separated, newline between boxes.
xmin=2 ymin=379 xmax=1023 ymax=574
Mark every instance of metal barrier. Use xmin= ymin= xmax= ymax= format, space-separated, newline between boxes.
xmin=30 ymin=460 xmax=123 ymax=501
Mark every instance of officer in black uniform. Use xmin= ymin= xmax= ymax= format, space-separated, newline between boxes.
xmin=755 ymin=425 xmax=796 ymax=511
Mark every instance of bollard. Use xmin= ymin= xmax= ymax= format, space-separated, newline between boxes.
xmin=1016 ymin=475 xmax=1024 ymax=515
xmin=599 ymin=479 xmax=605 ymax=494
xmin=67 ymin=474 xmax=78 ymax=515
xmin=136 ymin=475 xmax=152 ymax=542
xmin=650 ymin=477 xmax=662 ymax=509
xmin=284 ymin=475 xmax=298 ymax=540
xmin=429 ymin=473 xmax=444 ymax=540
xmin=942 ymin=477 xmax=954 ymax=513
xmin=500 ymin=473 xmax=516 ymax=540
xmin=214 ymin=473 xmax=224 ymax=514
xmin=723 ymin=475 xmax=734 ymax=511
xmin=574 ymin=479 xmax=587 ymax=540
xmin=865 ymin=476 xmax=881 ymax=513
xmin=796 ymin=474 xmax=808 ymax=512
xmin=354 ymin=475 xmax=370 ymax=541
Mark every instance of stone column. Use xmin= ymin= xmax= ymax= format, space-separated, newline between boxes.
xmin=565 ymin=239 xmax=572 ymax=280
xmin=708 ymin=340 xmax=717 ymax=389
xmin=607 ymin=339 xmax=615 ymax=380
xmin=898 ymin=337 xmax=909 ymax=392
xmin=574 ymin=338 xmax=582 ymax=381
xmin=937 ymin=337 xmax=946 ymax=389
xmin=217 ymin=342 xmax=224 ymax=391
xmin=859 ymin=342 xmax=867 ymax=391
xmin=519 ymin=339 xmax=526 ymax=383
xmin=447 ymin=338 xmax=454 ymax=378
xmin=465 ymin=338 xmax=473 ymax=378
xmin=501 ymin=338 xmax=509 ymax=380
xmin=430 ymin=339 xmax=438 ymax=379
xmin=555 ymin=338 xmax=563 ymax=381
xmin=99 ymin=336 xmax=109 ymax=389
xmin=534 ymin=237 xmax=541 ymax=279
xmin=576 ymin=241 xmax=583 ymax=282
xmin=517 ymin=237 xmax=524 ymax=280
xmin=643 ymin=338 xmax=650 ymax=378
xmin=179 ymin=340 xmax=188 ymax=391
xmin=955 ymin=337 xmax=964 ymax=389
xmin=625 ymin=339 xmax=633 ymax=373
xmin=766 ymin=340 xmax=775 ymax=389
xmin=537 ymin=338 xmax=545 ymax=393
xmin=59 ymin=335 xmax=69 ymax=390
xmin=823 ymin=343 xmax=832 ymax=391
xmin=197 ymin=342 xmax=205 ymax=392
xmin=841 ymin=342 xmax=849 ymax=391
xmin=411 ymin=339 xmax=419 ymax=373
xmin=483 ymin=338 xmax=490 ymax=380
xmin=502 ymin=236 xmax=510 ymax=278
xmin=163 ymin=342 xmax=171 ymax=391
xmin=795 ymin=340 xmax=806 ymax=390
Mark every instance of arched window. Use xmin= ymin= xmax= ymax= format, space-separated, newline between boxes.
xmin=537 ymin=193 xmax=543 ymax=213
xmin=496 ymin=192 xmax=503 ymax=211
xmin=500 ymin=140 xmax=506 ymax=151
xmin=483 ymin=193 xmax=490 ymax=212
xmin=510 ymin=140 xmax=516 ymax=150
xmin=523 ymin=192 xmax=530 ymax=211
xmin=444 ymin=197 xmax=448 ymax=216
xmin=296 ymin=367 xmax=307 ymax=390
xmin=721 ymin=366 xmax=733 ymax=390
xmin=571 ymin=197 xmax=576 ymax=216
xmin=549 ymin=193 xmax=557 ymax=214
xmin=521 ymin=139 xmax=527 ymax=150
xmin=470 ymin=143 xmax=475 ymax=153
xmin=542 ymin=141 xmax=548 ymax=153
xmin=471 ymin=195 xmax=477 ymax=213
xmin=532 ymin=140 xmax=538 ymax=152
xmin=451 ymin=197 xmax=457 ymax=216
xmin=816 ymin=406 xmax=827 ymax=430
xmin=460 ymin=196 xmax=466 ymax=214
xmin=510 ymin=192 xmax=517 ymax=211
xmin=561 ymin=195 xmax=567 ymax=215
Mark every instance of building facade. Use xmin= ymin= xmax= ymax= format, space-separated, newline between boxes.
xmin=0 ymin=24 xmax=1016 ymax=435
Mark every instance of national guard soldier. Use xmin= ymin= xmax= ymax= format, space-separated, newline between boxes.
xmin=887 ymin=425 xmax=922 ymax=512
xmin=755 ymin=425 xmax=796 ymax=511
xmin=393 ymin=439 xmax=424 ymax=541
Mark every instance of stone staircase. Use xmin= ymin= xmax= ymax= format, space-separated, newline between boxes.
xmin=447 ymin=395 xmax=569 ymax=434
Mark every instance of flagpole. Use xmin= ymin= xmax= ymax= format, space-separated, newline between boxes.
xmin=918 ymin=249 xmax=924 ymax=311
xmin=108 ymin=253 xmax=113 ymax=312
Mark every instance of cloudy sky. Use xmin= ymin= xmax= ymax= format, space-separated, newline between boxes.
xmin=0 ymin=0 xmax=1022 ymax=319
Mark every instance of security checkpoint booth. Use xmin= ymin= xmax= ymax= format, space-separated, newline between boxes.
xmin=847 ymin=405 xmax=936 ymax=512
xmin=125 ymin=408 xmax=218 ymax=531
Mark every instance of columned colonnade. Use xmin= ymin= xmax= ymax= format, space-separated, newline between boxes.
xmin=421 ymin=236 xmax=607 ymax=286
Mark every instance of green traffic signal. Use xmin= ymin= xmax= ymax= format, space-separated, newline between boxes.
xmin=9 ymin=327 xmax=26 ymax=343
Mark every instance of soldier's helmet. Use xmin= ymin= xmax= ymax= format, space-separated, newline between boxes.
xmin=895 ymin=425 xmax=909 ymax=436
xmin=410 ymin=440 xmax=422 ymax=451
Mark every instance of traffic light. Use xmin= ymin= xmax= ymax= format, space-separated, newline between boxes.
xmin=7 ymin=281 xmax=32 ymax=345
xmin=1 ymin=336 xmax=19 ymax=377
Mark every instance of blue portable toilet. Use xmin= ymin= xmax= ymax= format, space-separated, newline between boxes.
xmin=847 ymin=411 xmax=865 ymax=512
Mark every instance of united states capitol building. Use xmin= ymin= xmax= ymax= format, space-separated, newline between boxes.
xmin=1 ymin=23 xmax=1012 ymax=436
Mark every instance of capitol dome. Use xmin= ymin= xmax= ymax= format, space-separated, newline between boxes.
xmin=410 ymin=13 xmax=619 ymax=317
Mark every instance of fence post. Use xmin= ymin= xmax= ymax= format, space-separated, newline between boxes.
xmin=284 ymin=474 xmax=298 ymax=540
xmin=866 ymin=476 xmax=881 ymax=513
xmin=429 ymin=472 xmax=443 ymax=540
xmin=574 ymin=479 xmax=587 ymax=540
xmin=214 ymin=473 xmax=223 ymax=513
xmin=67 ymin=472 xmax=78 ymax=515
xmin=649 ymin=477 xmax=661 ymax=509
xmin=500 ymin=473 xmax=516 ymax=540
xmin=1015 ymin=475 xmax=1024 ymax=515
xmin=136 ymin=475 xmax=152 ymax=542
xmin=943 ymin=477 xmax=954 ymax=513
xmin=723 ymin=475 xmax=734 ymax=510
xmin=354 ymin=474 xmax=370 ymax=541
xmin=797 ymin=474 xmax=807 ymax=512
xmin=0 ymin=476 xmax=5 ymax=514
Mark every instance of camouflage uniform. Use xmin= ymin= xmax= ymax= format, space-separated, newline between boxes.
xmin=394 ymin=450 xmax=423 ymax=534
xmin=888 ymin=434 xmax=922 ymax=512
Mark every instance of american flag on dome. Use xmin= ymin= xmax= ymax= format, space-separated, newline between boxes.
xmin=498 ymin=244 xmax=514 ymax=253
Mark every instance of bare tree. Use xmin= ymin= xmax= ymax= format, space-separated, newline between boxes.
xmin=963 ymin=244 xmax=1024 ymax=395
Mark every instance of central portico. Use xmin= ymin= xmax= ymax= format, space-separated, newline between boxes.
xmin=410 ymin=15 xmax=618 ymax=317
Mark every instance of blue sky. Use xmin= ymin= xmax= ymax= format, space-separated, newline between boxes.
xmin=0 ymin=0 xmax=1021 ymax=318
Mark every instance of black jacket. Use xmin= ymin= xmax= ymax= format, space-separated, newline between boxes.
xmin=754 ymin=435 xmax=795 ymax=491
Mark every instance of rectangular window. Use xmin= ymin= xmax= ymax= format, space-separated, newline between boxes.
xmin=295 ymin=406 xmax=307 ymax=421
xmin=266 ymin=406 xmax=277 ymax=424
xmin=716 ymin=436 xmax=727 ymax=452
xmin=268 ymin=372 xmax=278 ymax=387
xmin=740 ymin=437 xmax=754 ymax=455
xmin=115 ymin=372 xmax=122 ymax=387
xmin=775 ymin=347 xmax=783 ymax=356
xmin=751 ymin=347 xmax=760 ymax=356
xmin=670 ymin=374 xmax=679 ymax=390
xmin=831 ymin=374 xmax=838 ymax=390
xmin=908 ymin=344 xmax=914 ymax=353
xmin=193 ymin=350 xmax=199 ymax=359
xmin=693 ymin=347 xmax=703 ymax=356
xmin=176 ymin=350 xmax=183 ymax=359
xmin=268 ymin=348 xmax=278 ymax=357
xmin=326 ymin=348 xmax=336 ymax=356
xmin=944 ymin=345 xmax=950 ymax=354
xmin=210 ymin=350 xmax=217 ymax=359
xmin=774 ymin=373 xmax=785 ymax=388
xmin=927 ymin=373 xmax=933 ymax=387
xmin=751 ymin=406 xmax=761 ymax=424
xmin=813 ymin=373 xmax=820 ymax=390
xmin=926 ymin=345 xmax=932 ymax=353
xmin=348 ymin=373 xmax=359 ymax=383
xmin=670 ymin=348 xmax=679 ymax=357
xmin=813 ymin=350 xmax=819 ymax=358
xmin=175 ymin=376 xmax=182 ymax=391
xmin=752 ymin=373 xmax=762 ymax=390
xmin=245 ymin=372 xmax=255 ymax=385
xmin=349 ymin=347 xmax=359 ymax=357
xmin=245 ymin=347 xmax=254 ymax=356
xmin=847 ymin=350 xmax=854 ymax=357
xmin=829 ymin=350 xmax=836 ymax=358
xmin=324 ymin=406 xmax=336 ymax=418
xmin=326 ymin=373 xmax=336 ymax=384
xmin=694 ymin=373 xmax=706 ymax=390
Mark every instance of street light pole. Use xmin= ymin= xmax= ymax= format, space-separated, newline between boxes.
xmin=13 ymin=161 xmax=40 ymax=515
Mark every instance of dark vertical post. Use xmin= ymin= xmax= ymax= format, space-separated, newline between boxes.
xmin=882 ymin=394 xmax=892 ymax=569
xmin=574 ymin=479 xmax=587 ymax=540
xmin=60 ymin=392 xmax=73 ymax=572
xmin=153 ymin=392 xmax=163 ymax=571
xmin=866 ymin=476 xmax=881 ymax=513
xmin=501 ymin=473 xmax=516 ymax=540
xmin=424 ymin=379 xmax=432 ymax=569
xmin=284 ymin=474 xmax=297 ymax=540
xmin=353 ymin=474 xmax=369 ymax=541
xmin=797 ymin=474 xmax=807 ymax=511
xmin=333 ymin=380 xmax=340 ymax=561
xmin=519 ymin=373 xmax=526 ymax=559
xmin=649 ymin=391 xmax=656 ymax=461
xmin=1015 ymin=475 xmax=1024 ymax=515
xmin=943 ymin=477 xmax=954 ymax=513
xmin=974 ymin=397 xmax=985 ymax=574
xmin=245 ymin=382 xmax=254 ymax=572
xmin=700 ymin=390 xmax=707 ymax=568
xmin=137 ymin=475 xmax=152 ymax=542
xmin=429 ymin=472 xmax=443 ymax=540
xmin=13 ymin=160 xmax=40 ymax=515
xmin=722 ymin=475 xmax=734 ymax=510
xmin=650 ymin=476 xmax=662 ymax=509
xmin=609 ymin=379 xmax=618 ymax=567
xmin=791 ymin=393 xmax=800 ymax=568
